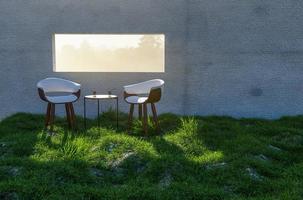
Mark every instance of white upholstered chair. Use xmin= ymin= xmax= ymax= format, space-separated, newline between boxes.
xmin=123 ymin=79 xmax=164 ymax=134
xmin=37 ymin=78 xmax=81 ymax=129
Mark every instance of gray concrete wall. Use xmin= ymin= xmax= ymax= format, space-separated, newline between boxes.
xmin=185 ymin=0 xmax=303 ymax=118
xmin=1 ymin=0 xmax=303 ymax=119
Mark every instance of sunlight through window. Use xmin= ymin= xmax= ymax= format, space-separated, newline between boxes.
xmin=53 ymin=34 xmax=165 ymax=72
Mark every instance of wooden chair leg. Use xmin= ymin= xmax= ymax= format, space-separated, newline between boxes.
xmin=65 ymin=103 xmax=72 ymax=128
xmin=45 ymin=103 xmax=51 ymax=128
xmin=50 ymin=103 xmax=55 ymax=131
xmin=69 ymin=103 xmax=76 ymax=129
xmin=138 ymin=104 xmax=142 ymax=121
xmin=143 ymin=103 xmax=148 ymax=135
xmin=151 ymin=103 xmax=159 ymax=130
xmin=128 ymin=104 xmax=134 ymax=132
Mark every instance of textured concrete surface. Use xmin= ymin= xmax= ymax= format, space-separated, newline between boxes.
xmin=1 ymin=0 xmax=303 ymax=119
xmin=185 ymin=0 xmax=303 ymax=118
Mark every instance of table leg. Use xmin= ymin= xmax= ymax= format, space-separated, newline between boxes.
xmin=84 ymin=98 xmax=86 ymax=130
xmin=116 ymin=98 xmax=119 ymax=129
xmin=98 ymin=99 xmax=100 ymax=128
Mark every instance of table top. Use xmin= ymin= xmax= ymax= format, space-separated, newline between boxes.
xmin=84 ymin=94 xmax=118 ymax=99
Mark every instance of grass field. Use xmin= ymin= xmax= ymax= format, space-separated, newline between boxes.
xmin=0 ymin=112 xmax=302 ymax=199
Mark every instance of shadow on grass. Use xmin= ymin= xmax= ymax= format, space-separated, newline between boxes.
xmin=76 ymin=110 xmax=182 ymax=137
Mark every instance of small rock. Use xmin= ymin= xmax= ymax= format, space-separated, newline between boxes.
xmin=246 ymin=167 xmax=263 ymax=181
xmin=206 ymin=162 xmax=227 ymax=170
xmin=89 ymin=168 xmax=103 ymax=177
xmin=56 ymin=176 xmax=65 ymax=184
xmin=268 ymin=145 xmax=282 ymax=151
xmin=0 ymin=143 xmax=6 ymax=148
xmin=9 ymin=167 xmax=22 ymax=177
xmin=106 ymin=143 xmax=117 ymax=153
xmin=255 ymin=154 xmax=269 ymax=161
xmin=159 ymin=171 xmax=172 ymax=188
xmin=109 ymin=151 xmax=136 ymax=169
xmin=0 ymin=166 xmax=23 ymax=177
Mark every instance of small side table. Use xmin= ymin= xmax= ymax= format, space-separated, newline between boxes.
xmin=84 ymin=94 xmax=118 ymax=130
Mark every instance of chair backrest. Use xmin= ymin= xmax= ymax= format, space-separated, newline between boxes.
xmin=37 ymin=78 xmax=81 ymax=93
xmin=124 ymin=79 xmax=164 ymax=95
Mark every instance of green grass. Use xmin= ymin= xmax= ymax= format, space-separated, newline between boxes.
xmin=0 ymin=112 xmax=303 ymax=199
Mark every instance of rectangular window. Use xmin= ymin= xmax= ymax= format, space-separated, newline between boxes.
xmin=53 ymin=34 xmax=165 ymax=72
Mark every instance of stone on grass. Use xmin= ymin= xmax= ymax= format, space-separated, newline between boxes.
xmin=106 ymin=143 xmax=118 ymax=153
xmin=107 ymin=151 xmax=137 ymax=177
xmin=107 ymin=151 xmax=147 ymax=176
xmin=268 ymin=144 xmax=282 ymax=152
xmin=9 ymin=167 xmax=22 ymax=177
xmin=1 ymin=166 xmax=22 ymax=177
xmin=0 ymin=142 xmax=7 ymax=148
xmin=246 ymin=167 xmax=263 ymax=181
xmin=89 ymin=168 xmax=103 ymax=177
xmin=0 ymin=142 xmax=14 ymax=153
xmin=206 ymin=162 xmax=227 ymax=170
xmin=109 ymin=151 xmax=136 ymax=169
xmin=159 ymin=170 xmax=173 ymax=188
xmin=255 ymin=154 xmax=269 ymax=162
xmin=56 ymin=176 xmax=65 ymax=184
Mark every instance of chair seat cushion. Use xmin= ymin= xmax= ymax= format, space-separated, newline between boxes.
xmin=46 ymin=94 xmax=78 ymax=103
xmin=125 ymin=96 xmax=148 ymax=104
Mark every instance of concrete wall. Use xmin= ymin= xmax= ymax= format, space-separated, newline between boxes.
xmin=1 ymin=0 xmax=303 ymax=119
xmin=186 ymin=0 xmax=303 ymax=118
